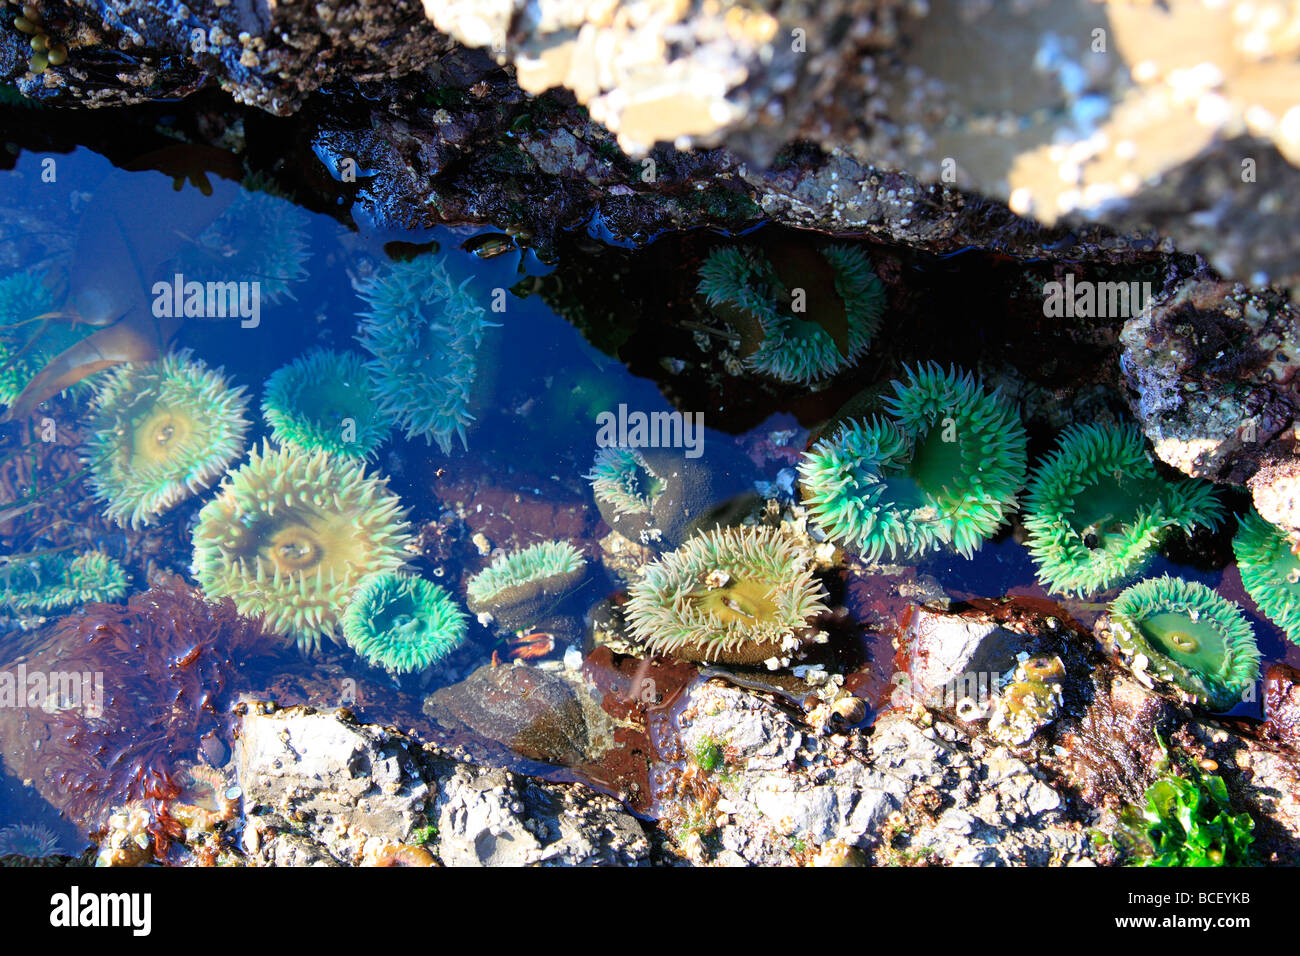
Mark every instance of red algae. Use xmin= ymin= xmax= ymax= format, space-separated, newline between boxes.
xmin=2 ymin=573 xmax=273 ymax=848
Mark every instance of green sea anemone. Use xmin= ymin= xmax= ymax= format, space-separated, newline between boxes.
xmin=583 ymin=444 xmax=753 ymax=551
xmin=176 ymin=183 xmax=309 ymax=303
xmin=354 ymin=255 xmax=499 ymax=453
xmin=697 ymin=243 xmax=885 ymax=385
xmin=1023 ymin=424 xmax=1225 ymax=597
xmin=262 ymin=348 xmax=390 ymax=459
xmin=0 ymin=269 xmax=94 ymax=409
xmin=797 ymin=363 xmax=1027 ymax=562
xmin=83 ymin=351 xmax=250 ymax=529
xmin=465 ymin=540 xmax=586 ymax=631
xmin=586 ymin=447 xmax=662 ymax=518
xmin=1106 ymin=576 xmax=1260 ymax=710
xmin=191 ymin=441 xmax=412 ymax=653
xmin=0 ymin=824 xmax=60 ymax=858
xmin=341 ymin=572 xmax=468 ymax=673
xmin=624 ymin=525 xmax=829 ymax=665
xmin=1 ymin=549 xmax=128 ymax=613
xmin=1233 ymin=508 xmax=1300 ymax=645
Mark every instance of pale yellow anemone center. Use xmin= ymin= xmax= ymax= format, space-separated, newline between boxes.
xmin=128 ymin=405 xmax=194 ymax=466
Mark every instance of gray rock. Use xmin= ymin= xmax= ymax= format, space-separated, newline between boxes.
xmin=235 ymin=702 xmax=648 ymax=866
xmin=901 ymin=608 xmax=1026 ymax=707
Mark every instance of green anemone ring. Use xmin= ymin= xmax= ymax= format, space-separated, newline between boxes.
xmin=1108 ymin=575 xmax=1260 ymax=710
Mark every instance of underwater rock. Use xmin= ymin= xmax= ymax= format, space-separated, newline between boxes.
xmin=423 ymin=662 xmax=617 ymax=768
xmin=235 ymin=703 xmax=648 ymax=866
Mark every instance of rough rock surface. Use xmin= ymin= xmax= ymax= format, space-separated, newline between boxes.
xmin=1119 ymin=276 xmax=1300 ymax=537
xmin=3 ymin=0 xmax=1298 ymax=292
xmin=898 ymin=606 xmax=1028 ymax=708
xmin=662 ymin=680 xmax=1090 ymax=866
xmin=235 ymin=702 xmax=649 ymax=866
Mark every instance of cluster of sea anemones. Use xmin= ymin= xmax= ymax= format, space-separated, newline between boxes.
xmin=83 ymin=350 xmax=250 ymax=529
xmin=1022 ymin=423 xmax=1224 ymax=597
xmin=1104 ymin=576 xmax=1260 ymax=711
xmin=354 ymin=255 xmax=499 ymax=454
xmin=696 ymin=243 xmax=886 ymax=386
xmin=624 ymin=525 xmax=829 ymax=665
xmin=190 ymin=441 xmax=412 ymax=653
xmin=798 ymin=363 xmax=1027 ymax=562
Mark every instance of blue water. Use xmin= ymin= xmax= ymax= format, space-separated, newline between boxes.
xmin=0 ymin=146 xmax=1295 ymax=858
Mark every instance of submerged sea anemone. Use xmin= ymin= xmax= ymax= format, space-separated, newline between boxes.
xmin=262 ymin=348 xmax=390 ymax=459
xmin=466 ymin=540 xmax=586 ymax=631
xmin=1106 ymin=576 xmax=1260 ymax=710
xmin=624 ymin=525 xmax=829 ymax=665
xmin=1 ymin=549 xmax=128 ymax=613
xmin=697 ymin=243 xmax=885 ymax=385
xmin=83 ymin=351 xmax=250 ymax=529
xmin=1023 ymin=424 xmax=1224 ymax=597
xmin=586 ymin=447 xmax=662 ymax=517
xmin=1233 ymin=509 xmax=1300 ymax=645
xmin=341 ymin=572 xmax=468 ymax=673
xmin=0 ymin=824 xmax=60 ymax=858
xmin=191 ymin=441 xmax=412 ymax=653
xmin=798 ymin=363 xmax=1027 ymax=562
xmin=175 ymin=183 xmax=309 ymax=303
xmin=355 ymin=255 xmax=498 ymax=453
xmin=0 ymin=269 xmax=93 ymax=409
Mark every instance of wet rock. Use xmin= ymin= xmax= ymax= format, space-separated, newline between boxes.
xmin=899 ymin=606 xmax=1027 ymax=708
xmin=423 ymin=661 xmax=617 ymax=768
xmin=1262 ymin=662 xmax=1300 ymax=752
xmin=235 ymin=703 xmax=647 ymax=866
xmin=663 ymin=680 xmax=1087 ymax=866
xmin=5 ymin=0 xmax=453 ymax=112
xmin=1120 ymin=277 xmax=1300 ymax=495
xmin=236 ymin=703 xmax=433 ymax=850
xmin=433 ymin=763 xmax=647 ymax=866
